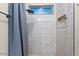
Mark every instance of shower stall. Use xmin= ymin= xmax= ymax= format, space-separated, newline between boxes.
xmin=25 ymin=3 xmax=74 ymax=56
xmin=0 ymin=3 xmax=79 ymax=56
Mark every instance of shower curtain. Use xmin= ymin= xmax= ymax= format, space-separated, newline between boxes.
xmin=8 ymin=3 xmax=28 ymax=56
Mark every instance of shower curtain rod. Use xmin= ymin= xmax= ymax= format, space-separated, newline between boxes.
xmin=0 ymin=11 xmax=10 ymax=18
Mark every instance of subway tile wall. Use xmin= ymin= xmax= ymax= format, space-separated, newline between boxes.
xmin=27 ymin=15 xmax=56 ymax=56
xmin=56 ymin=3 xmax=73 ymax=56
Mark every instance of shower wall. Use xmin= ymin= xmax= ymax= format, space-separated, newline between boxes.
xmin=27 ymin=15 xmax=56 ymax=56
xmin=0 ymin=3 xmax=8 ymax=56
xmin=56 ymin=3 xmax=73 ymax=56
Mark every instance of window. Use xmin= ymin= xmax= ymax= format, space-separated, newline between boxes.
xmin=29 ymin=5 xmax=53 ymax=15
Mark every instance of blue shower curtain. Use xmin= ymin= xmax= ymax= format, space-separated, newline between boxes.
xmin=8 ymin=3 xmax=28 ymax=56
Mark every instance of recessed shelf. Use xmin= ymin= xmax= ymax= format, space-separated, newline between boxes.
xmin=57 ymin=14 xmax=67 ymax=28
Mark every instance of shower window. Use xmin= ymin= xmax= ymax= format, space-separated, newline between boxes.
xmin=28 ymin=5 xmax=53 ymax=15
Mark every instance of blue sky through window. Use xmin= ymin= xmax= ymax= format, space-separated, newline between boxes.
xmin=31 ymin=7 xmax=53 ymax=15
